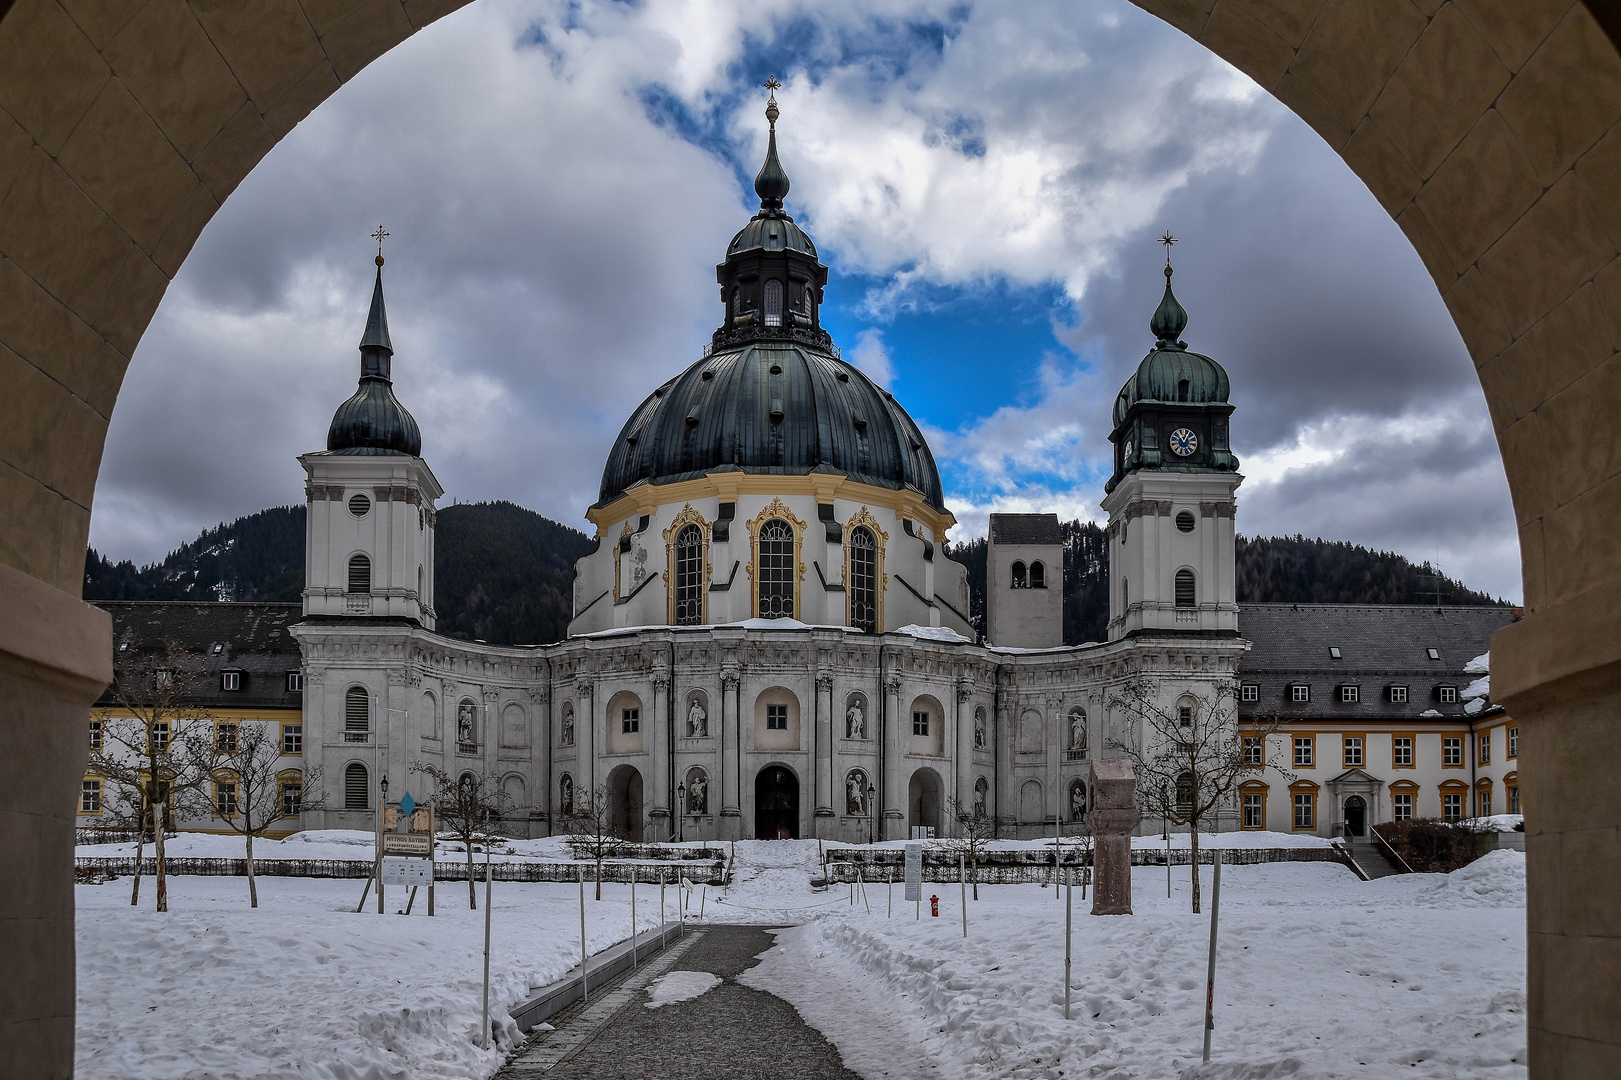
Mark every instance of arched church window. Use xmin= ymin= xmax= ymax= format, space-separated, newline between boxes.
xmin=1175 ymin=568 xmax=1196 ymax=608
xmin=1175 ymin=770 xmax=1195 ymax=810
xmin=800 ymin=280 xmax=815 ymax=314
xmin=849 ymin=527 xmax=878 ymax=633
xmin=763 ymin=279 xmax=783 ymax=326
xmin=731 ymin=285 xmax=741 ymax=320
xmin=344 ymin=686 xmax=370 ymax=739
xmin=673 ymin=524 xmax=703 ymax=626
xmin=348 ymin=553 xmax=371 ymax=593
xmin=1178 ymin=378 xmax=1190 ymax=402
xmin=344 ymin=762 xmax=368 ymax=810
xmin=1011 ymin=561 xmax=1027 ymax=589
xmin=757 ymin=518 xmax=795 ymax=618
xmin=1030 ymin=561 xmax=1046 ymax=589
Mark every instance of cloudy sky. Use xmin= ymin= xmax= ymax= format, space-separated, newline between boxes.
xmin=92 ymin=0 xmax=1521 ymax=601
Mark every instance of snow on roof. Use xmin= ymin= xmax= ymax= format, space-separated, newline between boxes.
xmin=893 ymin=624 xmax=973 ymax=643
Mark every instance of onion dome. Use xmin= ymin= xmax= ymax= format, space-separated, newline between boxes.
xmin=326 ymin=257 xmax=422 ymax=456
xmin=1106 ymin=258 xmax=1238 ymax=492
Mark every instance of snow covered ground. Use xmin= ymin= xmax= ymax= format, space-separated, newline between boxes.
xmin=74 ymin=838 xmax=1525 ymax=1079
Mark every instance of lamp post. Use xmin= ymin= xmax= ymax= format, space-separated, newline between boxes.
xmin=867 ymin=784 xmax=876 ymax=845
xmin=377 ymin=774 xmax=389 ymax=915
xmin=677 ymin=783 xmax=686 ymax=842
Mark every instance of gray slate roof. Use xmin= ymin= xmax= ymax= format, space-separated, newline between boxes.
xmin=1236 ymin=603 xmax=1514 ymax=722
xmin=95 ymin=601 xmax=303 ymax=711
xmin=989 ymin=513 xmax=1062 ymax=546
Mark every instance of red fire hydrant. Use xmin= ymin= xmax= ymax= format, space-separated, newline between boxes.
xmin=930 ymin=895 xmax=940 ymax=917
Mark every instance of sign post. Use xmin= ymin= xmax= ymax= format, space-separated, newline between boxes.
xmin=905 ymin=842 xmax=922 ymax=918
xmin=1202 ymin=851 xmax=1223 ymax=1063
xmin=481 ymin=846 xmax=492 ymax=1050
xmin=381 ymin=795 xmax=434 ymax=915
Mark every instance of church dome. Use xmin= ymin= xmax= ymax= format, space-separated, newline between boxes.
xmin=1112 ymin=269 xmax=1230 ymax=427
xmin=596 ymin=342 xmax=945 ymax=511
xmin=327 ymin=259 xmax=422 ymax=456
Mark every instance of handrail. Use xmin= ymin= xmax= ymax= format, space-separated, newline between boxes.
xmin=1371 ymin=828 xmax=1415 ymax=874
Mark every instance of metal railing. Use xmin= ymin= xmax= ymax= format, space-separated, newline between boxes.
xmin=73 ymin=856 xmax=730 ymax=885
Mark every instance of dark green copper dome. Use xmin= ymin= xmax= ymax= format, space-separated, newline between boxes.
xmin=327 ymin=259 xmax=422 ymax=456
xmin=1113 ymin=267 xmax=1231 ymax=427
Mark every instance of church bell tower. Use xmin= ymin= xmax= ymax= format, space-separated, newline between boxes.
xmin=300 ymin=240 xmax=442 ymax=628
xmin=1102 ymin=240 xmax=1241 ymax=641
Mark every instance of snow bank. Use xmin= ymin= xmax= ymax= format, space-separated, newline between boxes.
xmin=644 ymin=970 xmax=721 ymax=1008
xmin=1413 ymin=849 xmax=1526 ymax=908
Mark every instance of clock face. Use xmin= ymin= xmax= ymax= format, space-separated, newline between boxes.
xmin=1168 ymin=427 xmax=1199 ymax=457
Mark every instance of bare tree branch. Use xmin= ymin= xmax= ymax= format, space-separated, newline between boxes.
xmin=410 ymin=762 xmax=512 ymax=909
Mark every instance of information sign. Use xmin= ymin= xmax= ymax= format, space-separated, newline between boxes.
xmin=904 ymin=842 xmax=923 ymax=902
xmin=381 ymin=856 xmax=432 ymax=887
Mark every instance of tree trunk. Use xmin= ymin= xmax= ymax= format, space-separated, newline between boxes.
xmin=596 ymin=855 xmax=603 ymax=901
xmin=131 ymin=827 xmax=145 ymax=906
xmin=246 ymin=830 xmax=258 ymax=909
xmin=971 ymin=850 xmax=979 ymax=901
xmin=1190 ymin=823 xmax=1202 ymax=914
xmin=154 ymin=817 xmax=168 ymax=913
xmin=466 ymin=841 xmax=477 ymax=910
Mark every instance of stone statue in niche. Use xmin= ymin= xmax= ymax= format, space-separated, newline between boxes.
xmin=1071 ymin=712 xmax=1087 ymax=753
xmin=1070 ymin=781 xmax=1087 ymax=822
xmin=845 ymin=698 xmax=866 ymax=740
xmin=457 ymin=703 xmax=475 ymax=746
xmin=974 ymin=779 xmax=988 ymax=818
xmin=559 ymin=774 xmax=574 ymax=815
xmin=687 ymin=698 xmax=708 ymax=737
xmin=846 ymin=771 xmax=867 ymax=816
xmin=560 ymin=707 xmax=574 ymax=746
xmin=973 ymin=708 xmax=987 ymax=749
xmin=688 ymin=772 xmax=708 ymax=815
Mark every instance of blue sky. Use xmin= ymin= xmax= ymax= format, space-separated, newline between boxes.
xmin=91 ymin=0 xmax=1519 ymax=600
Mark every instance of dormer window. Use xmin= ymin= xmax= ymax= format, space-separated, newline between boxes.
xmin=1178 ymin=379 xmax=1190 ymax=402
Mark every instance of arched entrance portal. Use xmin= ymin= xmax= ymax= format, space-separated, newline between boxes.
xmin=755 ymin=766 xmax=799 ymax=839
xmin=909 ymin=768 xmax=942 ymax=838
xmin=1344 ymin=795 xmax=1367 ymax=839
xmin=607 ymin=764 xmax=643 ymax=842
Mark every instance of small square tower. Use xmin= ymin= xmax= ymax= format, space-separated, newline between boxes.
xmin=986 ymin=513 xmax=1063 ymax=648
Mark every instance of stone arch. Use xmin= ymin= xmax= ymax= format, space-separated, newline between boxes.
xmin=3 ymin=3 xmax=1621 ymax=1072
xmin=752 ymin=684 xmax=801 ymax=751
xmin=906 ymin=693 xmax=944 ymax=756
xmin=605 ymin=688 xmax=643 ymax=754
xmin=908 ymin=766 xmax=943 ymax=835
xmin=499 ymin=701 xmax=527 ymax=748
xmin=1019 ymin=778 xmax=1044 ymax=824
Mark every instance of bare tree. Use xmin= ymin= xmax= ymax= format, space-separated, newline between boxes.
xmin=411 ymin=762 xmax=513 ymax=909
xmin=88 ymin=642 xmax=216 ymax=912
xmin=564 ymin=784 xmax=628 ymax=900
xmin=1107 ymin=680 xmax=1288 ymax=913
xmin=210 ymin=722 xmax=326 ymax=908
xmin=935 ymin=795 xmax=1004 ymax=900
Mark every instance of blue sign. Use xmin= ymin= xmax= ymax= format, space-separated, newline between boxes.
xmin=400 ymin=792 xmax=416 ymax=816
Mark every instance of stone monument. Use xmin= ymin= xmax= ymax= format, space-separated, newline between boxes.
xmin=1086 ymin=758 xmax=1139 ymax=915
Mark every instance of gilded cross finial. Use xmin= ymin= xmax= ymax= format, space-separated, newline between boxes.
xmin=371 ymin=224 xmax=390 ymax=264
xmin=764 ymin=75 xmax=782 ymax=96
xmin=1159 ymin=230 xmax=1177 ymax=278
xmin=764 ymin=75 xmax=781 ymax=126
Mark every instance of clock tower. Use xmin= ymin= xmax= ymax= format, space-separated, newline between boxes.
xmin=1102 ymin=252 xmax=1241 ymax=641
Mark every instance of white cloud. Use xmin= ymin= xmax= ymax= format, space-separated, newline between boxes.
xmin=847 ymin=328 xmax=895 ymax=389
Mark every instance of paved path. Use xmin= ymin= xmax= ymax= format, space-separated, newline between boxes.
xmin=499 ymin=926 xmax=864 ymax=1080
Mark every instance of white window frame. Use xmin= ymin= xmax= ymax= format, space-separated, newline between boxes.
xmin=1343 ymin=737 xmax=1364 ymax=768
xmin=1443 ymin=737 xmax=1463 ymax=767
xmin=287 ymin=671 xmax=303 ymax=692
xmin=81 ymin=778 xmax=102 ymax=814
xmin=1293 ymin=736 xmax=1314 ymax=768
xmin=1392 ymin=792 xmax=1414 ymax=821
xmin=1240 ymin=683 xmax=1259 ymax=703
xmin=1293 ymin=792 xmax=1315 ymax=830
xmin=221 ymin=670 xmax=241 ymax=691
xmin=1442 ymin=792 xmax=1464 ymax=821
xmin=1290 ymin=684 xmax=1310 ymax=703
xmin=1339 ymin=684 xmax=1359 ymax=703
xmin=1393 ymin=737 xmax=1414 ymax=767
xmin=1389 ymin=685 xmax=1408 ymax=703
xmin=1242 ymin=792 xmax=1264 ymax=829
xmin=1438 ymin=685 xmax=1458 ymax=704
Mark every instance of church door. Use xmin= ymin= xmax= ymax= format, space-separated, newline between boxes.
xmin=755 ymin=766 xmax=799 ymax=840
xmin=1344 ymin=795 xmax=1366 ymax=838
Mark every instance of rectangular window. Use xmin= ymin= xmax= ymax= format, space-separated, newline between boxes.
xmin=1478 ymin=789 xmax=1492 ymax=816
xmin=1293 ymin=792 xmax=1315 ymax=830
xmin=221 ymin=671 xmax=241 ymax=691
xmin=281 ymin=781 xmax=302 ymax=818
xmin=1393 ymin=792 xmax=1414 ymax=821
xmin=768 ymin=704 xmax=789 ymax=731
xmin=1339 ymin=684 xmax=1359 ymax=703
xmin=1508 ymin=727 xmax=1518 ymax=758
xmin=282 ymin=724 xmax=302 ymax=755
xmin=215 ymin=781 xmax=237 ymax=817
xmin=1293 ymin=736 xmax=1314 ymax=768
xmin=81 ymin=778 xmax=102 ymax=814
xmin=1242 ymin=736 xmax=1263 ymax=767
xmin=1290 ymin=684 xmax=1310 ymax=703
xmin=1389 ymin=685 xmax=1409 ymax=703
xmin=1393 ymin=736 xmax=1414 ymax=767
xmin=1329 ymin=647 xmax=1341 ymax=659
xmin=1242 ymin=792 xmax=1264 ymax=829
xmin=622 ymin=707 xmax=640 ymax=734
xmin=1439 ymin=685 xmax=1458 ymax=704
xmin=1240 ymin=683 xmax=1259 ymax=703
xmin=1443 ymin=792 xmax=1463 ymax=821
xmin=1178 ymin=706 xmax=1193 ymax=728
xmin=88 ymin=719 xmax=102 ymax=753
xmin=1443 ymin=737 xmax=1463 ymax=767
xmin=1343 ymin=737 xmax=1364 ymax=768
xmin=151 ymin=721 xmax=170 ymax=754
xmin=287 ymin=671 xmax=303 ymax=692
xmin=216 ymin=723 xmax=239 ymax=753
xmin=1478 ymin=733 xmax=1491 ymax=765
xmin=1508 ymin=786 xmax=1520 ymax=814
xmin=912 ymin=709 xmax=929 ymax=736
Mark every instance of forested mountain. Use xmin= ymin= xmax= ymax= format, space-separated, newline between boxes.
xmin=949 ymin=525 xmax=1507 ymax=645
xmin=86 ymin=502 xmax=1505 ymax=649
xmin=84 ymin=501 xmax=595 ymax=646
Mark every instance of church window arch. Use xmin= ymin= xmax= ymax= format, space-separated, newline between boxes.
xmin=730 ymin=285 xmax=741 ymax=320
xmin=1029 ymin=561 xmax=1046 ymax=589
xmin=845 ymin=509 xmax=887 ymax=633
xmin=664 ymin=505 xmax=710 ymax=626
xmin=347 ymin=553 xmax=371 ymax=593
xmin=344 ymin=686 xmax=370 ymax=739
xmin=344 ymin=762 xmax=368 ymax=810
xmin=763 ymin=279 xmax=783 ymax=326
xmin=800 ymin=279 xmax=815 ymax=314
xmin=747 ymin=499 xmax=804 ymax=619
xmin=1175 ymin=568 xmax=1196 ymax=607
xmin=1178 ymin=378 xmax=1190 ymax=402
xmin=1011 ymin=561 xmax=1027 ymax=589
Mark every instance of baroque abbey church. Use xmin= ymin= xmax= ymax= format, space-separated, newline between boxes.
xmin=226 ymin=91 xmax=1510 ymax=846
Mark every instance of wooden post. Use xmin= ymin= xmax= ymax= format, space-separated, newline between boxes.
xmin=579 ymin=865 xmax=589 ymax=1002
xmin=630 ymin=865 xmax=638 ymax=971
xmin=1064 ymin=867 xmax=1073 ymax=1020
xmin=481 ymin=849 xmax=493 ymax=1050
xmin=1202 ymin=852 xmax=1223 ymax=1063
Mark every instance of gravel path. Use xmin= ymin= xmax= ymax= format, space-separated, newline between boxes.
xmin=539 ymin=925 xmax=864 ymax=1079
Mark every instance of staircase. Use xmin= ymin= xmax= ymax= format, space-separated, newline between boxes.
xmin=1345 ymin=836 xmax=1407 ymax=879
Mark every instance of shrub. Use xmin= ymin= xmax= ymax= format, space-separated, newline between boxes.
xmin=1373 ymin=817 xmax=1489 ymax=873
